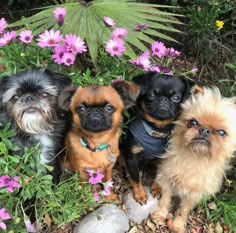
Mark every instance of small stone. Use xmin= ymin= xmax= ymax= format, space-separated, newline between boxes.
xmin=73 ymin=204 xmax=129 ymax=233
xmin=123 ymin=186 xmax=158 ymax=223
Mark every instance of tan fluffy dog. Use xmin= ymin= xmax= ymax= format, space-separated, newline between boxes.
xmin=151 ymin=87 xmax=236 ymax=232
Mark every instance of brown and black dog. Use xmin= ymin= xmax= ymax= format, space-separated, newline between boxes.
xmin=121 ymin=72 xmax=194 ymax=205
xmin=60 ymin=81 xmax=140 ymax=200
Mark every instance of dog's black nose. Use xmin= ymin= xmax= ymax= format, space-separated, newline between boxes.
xmin=24 ymin=95 xmax=36 ymax=103
xmin=199 ymin=127 xmax=211 ymax=136
xmin=159 ymin=96 xmax=168 ymax=103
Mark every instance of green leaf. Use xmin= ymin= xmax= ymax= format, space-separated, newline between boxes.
xmin=8 ymin=0 xmax=182 ymax=65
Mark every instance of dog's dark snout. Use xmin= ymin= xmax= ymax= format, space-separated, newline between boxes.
xmin=159 ymin=96 xmax=168 ymax=103
xmin=199 ymin=127 xmax=211 ymax=136
xmin=24 ymin=95 xmax=36 ymax=103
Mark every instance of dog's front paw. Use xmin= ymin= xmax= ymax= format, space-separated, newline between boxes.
xmin=151 ymin=182 xmax=162 ymax=199
xmin=133 ymin=188 xmax=147 ymax=205
xmin=172 ymin=216 xmax=186 ymax=233
xmin=151 ymin=210 xmax=166 ymax=225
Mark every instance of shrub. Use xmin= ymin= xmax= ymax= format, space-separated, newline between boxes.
xmin=7 ymin=0 xmax=183 ymax=65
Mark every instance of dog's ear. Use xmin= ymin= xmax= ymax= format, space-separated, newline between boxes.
xmin=182 ymin=78 xmax=204 ymax=101
xmin=58 ymin=86 xmax=77 ymax=111
xmin=111 ymin=80 xmax=140 ymax=109
xmin=44 ymin=69 xmax=72 ymax=90
xmin=132 ymin=72 xmax=159 ymax=96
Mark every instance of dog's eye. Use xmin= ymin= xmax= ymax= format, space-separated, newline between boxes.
xmin=147 ymin=92 xmax=155 ymax=100
xmin=12 ymin=95 xmax=20 ymax=101
xmin=76 ymin=104 xmax=86 ymax=113
xmin=188 ymin=119 xmax=199 ymax=128
xmin=215 ymin=129 xmax=227 ymax=137
xmin=42 ymin=93 xmax=49 ymax=98
xmin=104 ymin=104 xmax=115 ymax=113
xmin=172 ymin=95 xmax=181 ymax=103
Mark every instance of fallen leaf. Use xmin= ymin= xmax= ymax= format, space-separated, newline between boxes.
xmin=44 ymin=213 xmax=52 ymax=227
xmin=208 ymin=202 xmax=217 ymax=210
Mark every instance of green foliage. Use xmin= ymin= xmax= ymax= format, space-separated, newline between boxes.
xmin=0 ymin=41 xmax=55 ymax=77
xmin=218 ymin=63 xmax=236 ymax=97
xmin=8 ymin=0 xmax=182 ymax=65
xmin=201 ymin=177 xmax=236 ymax=232
xmin=184 ymin=0 xmax=235 ymax=58
xmin=0 ymin=124 xmax=97 ymax=232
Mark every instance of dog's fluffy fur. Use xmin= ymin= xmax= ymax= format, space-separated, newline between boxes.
xmin=0 ymin=68 xmax=72 ymax=181
xmin=151 ymin=87 xmax=236 ymax=232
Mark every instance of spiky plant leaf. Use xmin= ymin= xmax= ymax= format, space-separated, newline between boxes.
xmin=8 ymin=0 xmax=182 ymax=65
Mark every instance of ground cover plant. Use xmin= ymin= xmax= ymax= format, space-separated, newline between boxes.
xmin=0 ymin=0 xmax=236 ymax=232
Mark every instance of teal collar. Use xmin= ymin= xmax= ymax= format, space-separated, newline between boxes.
xmin=80 ymin=137 xmax=109 ymax=152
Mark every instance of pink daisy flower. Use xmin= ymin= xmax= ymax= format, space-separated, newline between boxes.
xmin=166 ymin=47 xmax=181 ymax=58
xmin=151 ymin=41 xmax=166 ymax=58
xmin=88 ymin=170 xmax=104 ymax=185
xmin=93 ymin=192 xmax=100 ymax=202
xmin=149 ymin=65 xmax=161 ymax=73
xmin=65 ymin=34 xmax=87 ymax=54
xmin=130 ymin=50 xmax=151 ymax=71
xmin=191 ymin=67 xmax=198 ymax=74
xmin=0 ymin=31 xmax=16 ymax=46
xmin=19 ymin=30 xmax=33 ymax=44
xmin=134 ymin=24 xmax=148 ymax=31
xmin=24 ymin=218 xmax=36 ymax=232
xmin=52 ymin=43 xmax=67 ymax=64
xmin=0 ymin=208 xmax=11 ymax=230
xmin=105 ymin=38 xmax=126 ymax=57
xmin=0 ymin=175 xmax=21 ymax=192
xmin=37 ymin=29 xmax=63 ymax=48
xmin=102 ymin=179 xmax=113 ymax=196
xmin=103 ymin=16 xmax=116 ymax=27
xmin=53 ymin=7 xmax=67 ymax=26
xmin=0 ymin=18 xmax=7 ymax=34
xmin=61 ymin=52 xmax=76 ymax=66
xmin=111 ymin=27 xmax=128 ymax=39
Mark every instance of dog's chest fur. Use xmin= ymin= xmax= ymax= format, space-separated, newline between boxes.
xmin=66 ymin=130 xmax=120 ymax=171
xmin=34 ymin=134 xmax=56 ymax=164
xmin=161 ymin=153 xmax=227 ymax=198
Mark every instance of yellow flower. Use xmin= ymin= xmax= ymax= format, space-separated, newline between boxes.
xmin=216 ymin=20 xmax=224 ymax=30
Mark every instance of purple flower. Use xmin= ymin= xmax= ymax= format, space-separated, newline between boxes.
xmin=37 ymin=29 xmax=63 ymax=48
xmin=24 ymin=219 xmax=36 ymax=232
xmin=65 ymin=34 xmax=87 ymax=54
xmin=0 ymin=31 xmax=16 ymax=46
xmin=105 ymin=38 xmax=126 ymax=57
xmin=134 ymin=24 xmax=148 ymax=31
xmin=61 ymin=52 xmax=76 ymax=66
xmin=84 ymin=168 xmax=104 ymax=185
xmin=0 ymin=208 xmax=11 ymax=230
xmin=166 ymin=47 xmax=180 ymax=58
xmin=0 ymin=18 xmax=7 ymax=34
xmin=52 ymin=43 xmax=67 ymax=64
xmin=149 ymin=65 xmax=161 ymax=73
xmin=151 ymin=41 xmax=166 ymax=58
xmin=130 ymin=50 xmax=151 ymax=71
xmin=103 ymin=16 xmax=116 ymax=27
xmin=191 ymin=67 xmax=198 ymax=74
xmin=111 ymin=28 xmax=128 ymax=39
xmin=0 ymin=175 xmax=21 ymax=192
xmin=93 ymin=192 xmax=100 ymax=202
xmin=53 ymin=7 xmax=67 ymax=26
xmin=19 ymin=30 xmax=33 ymax=44
xmin=102 ymin=179 xmax=113 ymax=196
xmin=160 ymin=66 xmax=173 ymax=75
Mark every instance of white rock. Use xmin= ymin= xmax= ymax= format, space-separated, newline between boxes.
xmin=73 ymin=204 xmax=129 ymax=233
xmin=123 ymin=186 xmax=158 ymax=223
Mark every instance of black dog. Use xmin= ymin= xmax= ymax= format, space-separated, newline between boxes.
xmin=0 ymin=68 xmax=72 ymax=181
xmin=121 ymin=72 xmax=193 ymax=205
